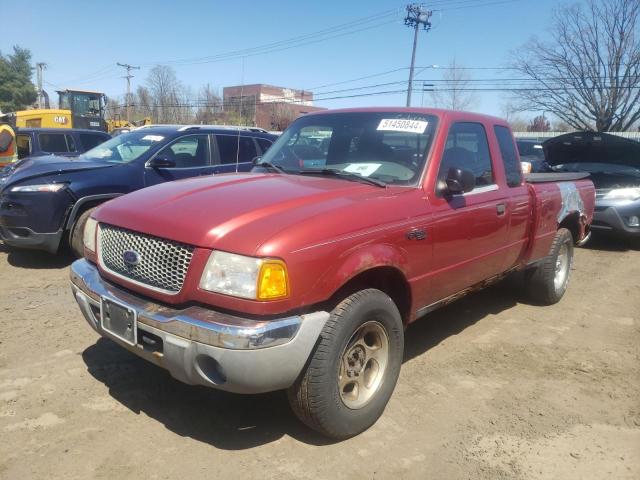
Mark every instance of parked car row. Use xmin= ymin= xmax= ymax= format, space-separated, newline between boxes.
xmin=0 ymin=125 xmax=276 ymax=255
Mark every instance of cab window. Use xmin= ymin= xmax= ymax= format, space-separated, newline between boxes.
xmin=438 ymin=122 xmax=494 ymax=193
xmin=494 ymin=126 xmax=523 ymax=187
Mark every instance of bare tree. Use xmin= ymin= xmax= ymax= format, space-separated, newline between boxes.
xmin=430 ymin=58 xmax=478 ymax=111
xmin=512 ymin=0 xmax=640 ymax=131
xmin=146 ymin=65 xmax=187 ymax=124
xmin=527 ymin=115 xmax=551 ymax=132
xmin=264 ymin=102 xmax=297 ymax=131
xmin=194 ymin=84 xmax=222 ymax=124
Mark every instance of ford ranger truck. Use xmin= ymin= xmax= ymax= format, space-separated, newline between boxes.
xmin=70 ymin=108 xmax=595 ymax=439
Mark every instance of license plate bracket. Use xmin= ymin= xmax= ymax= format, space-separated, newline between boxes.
xmin=101 ymin=297 xmax=137 ymax=346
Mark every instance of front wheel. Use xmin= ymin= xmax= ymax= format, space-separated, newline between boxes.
xmin=287 ymin=289 xmax=404 ymax=439
xmin=525 ymin=228 xmax=574 ymax=305
xmin=69 ymin=207 xmax=96 ymax=258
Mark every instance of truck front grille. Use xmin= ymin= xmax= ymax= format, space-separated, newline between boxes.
xmin=98 ymin=224 xmax=194 ymax=294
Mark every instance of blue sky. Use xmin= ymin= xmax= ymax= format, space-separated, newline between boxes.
xmin=1 ymin=0 xmax=560 ymax=117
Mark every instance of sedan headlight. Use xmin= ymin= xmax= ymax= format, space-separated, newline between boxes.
xmin=199 ymin=251 xmax=289 ymax=300
xmin=10 ymin=183 xmax=66 ymax=193
xmin=83 ymin=217 xmax=98 ymax=254
xmin=603 ymin=187 xmax=640 ymax=201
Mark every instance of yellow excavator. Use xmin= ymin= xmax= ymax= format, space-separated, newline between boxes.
xmin=1 ymin=89 xmax=150 ymax=134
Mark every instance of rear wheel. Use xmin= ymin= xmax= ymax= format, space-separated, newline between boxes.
xmin=525 ymin=228 xmax=574 ymax=305
xmin=287 ymin=289 xmax=404 ymax=439
xmin=69 ymin=207 xmax=96 ymax=258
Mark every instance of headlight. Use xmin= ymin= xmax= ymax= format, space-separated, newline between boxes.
xmin=199 ymin=251 xmax=289 ymax=300
xmin=603 ymin=187 xmax=640 ymax=201
xmin=83 ymin=217 xmax=98 ymax=253
xmin=10 ymin=183 xmax=66 ymax=193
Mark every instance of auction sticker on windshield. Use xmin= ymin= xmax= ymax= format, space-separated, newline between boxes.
xmin=142 ymin=135 xmax=164 ymax=142
xmin=377 ymin=118 xmax=428 ymax=134
xmin=344 ymin=163 xmax=381 ymax=177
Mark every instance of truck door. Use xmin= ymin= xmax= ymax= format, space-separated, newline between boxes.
xmin=144 ymin=134 xmax=214 ymax=187
xmin=427 ymin=122 xmax=511 ymax=303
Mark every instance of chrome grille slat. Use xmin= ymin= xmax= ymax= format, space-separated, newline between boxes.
xmin=99 ymin=224 xmax=194 ymax=294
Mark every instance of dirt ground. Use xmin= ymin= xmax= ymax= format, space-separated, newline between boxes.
xmin=0 ymin=237 xmax=638 ymax=480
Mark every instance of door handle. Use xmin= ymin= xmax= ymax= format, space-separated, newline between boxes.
xmin=496 ymin=203 xmax=506 ymax=216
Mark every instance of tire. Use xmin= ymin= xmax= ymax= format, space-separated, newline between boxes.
xmin=69 ymin=207 xmax=96 ymax=258
xmin=525 ymin=228 xmax=574 ymax=305
xmin=287 ymin=288 xmax=404 ymax=439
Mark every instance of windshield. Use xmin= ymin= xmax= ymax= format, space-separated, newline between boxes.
xmin=81 ymin=131 xmax=166 ymax=164
xmin=552 ymin=162 xmax=640 ymax=177
xmin=260 ymin=112 xmax=438 ymax=186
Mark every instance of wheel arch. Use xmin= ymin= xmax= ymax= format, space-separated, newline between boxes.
xmin=65 ymin=193 xmax=124 ymax=231
xmin=325 ymin=265 xmax=412 ymax=325
xmin=558 ymin=210 xmax=588 ymax=244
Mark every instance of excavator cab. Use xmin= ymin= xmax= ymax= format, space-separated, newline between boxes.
xmin=57 ymin=90 xmax=107 ymax=131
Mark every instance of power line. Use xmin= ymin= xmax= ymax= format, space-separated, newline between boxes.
xmin=140 ymin=8 xmax=401 ymax=67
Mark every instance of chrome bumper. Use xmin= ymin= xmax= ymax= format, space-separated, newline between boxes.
xmin=70 ymin=259 xmax=330 ymax=394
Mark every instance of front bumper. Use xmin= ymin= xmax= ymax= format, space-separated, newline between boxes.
xmin=592 ymin=201 xmax=640 ymax=237
xmin=70 ymin=259 xmax=329 ymax=394
xmin=0 ymin=190 xmax=70 ymax=252
xmin=0 ymin=225 xmax=63 ymax=253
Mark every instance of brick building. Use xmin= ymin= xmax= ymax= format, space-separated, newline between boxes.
xmin=223 ymin=84 xmax=325 ymax=131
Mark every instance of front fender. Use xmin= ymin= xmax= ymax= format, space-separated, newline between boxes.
xmin=306 ymin=243 xmax=409 ymax=303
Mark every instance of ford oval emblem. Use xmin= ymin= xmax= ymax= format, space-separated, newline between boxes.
xmin=123 ymin=250 xmax=141 ymax=267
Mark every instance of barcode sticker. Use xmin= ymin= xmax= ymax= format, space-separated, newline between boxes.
xmin=377 ymin=118 xmax=428 ymax=134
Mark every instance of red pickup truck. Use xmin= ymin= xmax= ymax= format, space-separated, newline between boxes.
xmin=70 ymin=108 xmax=595 ymax=439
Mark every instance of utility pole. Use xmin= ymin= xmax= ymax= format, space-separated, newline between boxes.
xmin=405 ymin=4 xmax=432 ymax=107
xmin=36 ymin=62 xmax=47 ymax=109
xmin=117 ymin=62 xmax=140 ymax=121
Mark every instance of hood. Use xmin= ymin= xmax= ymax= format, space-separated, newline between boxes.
xmin=543 ymin=131 xmax=640 ymax=169
xmin=95 ymin=173 xmax=411 ymax=256
xmin=1 ymin=155 xmax=112 ymax=189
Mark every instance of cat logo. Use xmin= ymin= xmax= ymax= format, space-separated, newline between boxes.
xmin=54 ymin=116 xmax=68 ymax=124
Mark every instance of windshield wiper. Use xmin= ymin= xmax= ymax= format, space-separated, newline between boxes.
xmin=256 ymin=161 xmax=287 ymax=174
xmin=298 ymin=168 xmax=386 ymax=187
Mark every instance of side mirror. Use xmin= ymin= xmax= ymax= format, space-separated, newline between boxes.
xmin=252 ymin=156 xmax=262 ymax=165
xmin=445 ymin=167 xmax=475 ymax=195
xmin=148 ymin=156 xmax=176 ymax=168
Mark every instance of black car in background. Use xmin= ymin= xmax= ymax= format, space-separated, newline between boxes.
xmin=0 ymin=125 xmax=277 ymax=256
xmin=543 ymin=132 xmax=640 ymax=240
xmin=516 ymin=139 xmax=547 ymax=172
xmin=15 ymin=128 xmax=111 ymax=160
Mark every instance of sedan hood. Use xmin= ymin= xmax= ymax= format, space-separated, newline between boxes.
xmin=1 ymin=155 xmax=112 ymax=190
xmin=543 ymin=131 xmax=640 ymax=169
xmin=95 ymin=173 xmax=404 ymax=255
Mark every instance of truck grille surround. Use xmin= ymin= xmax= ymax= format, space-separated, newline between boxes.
xmin=98 ymin=224 xmax=195 ymax=294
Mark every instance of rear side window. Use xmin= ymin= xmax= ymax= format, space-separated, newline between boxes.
xmin=438 ymin=122 xmax=494 ymax=192
xmin=216 ymin=135 xmax=258 ymax=164
xmin=495 ymin=126 xmax=523 ymax=187
xmin=39 ymin=133 xmax=76 ymax=153
xmin=256 ymin=138 xmax=273 ymax=154
xmin=79 ymin=133 xmax=108 ymax=151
